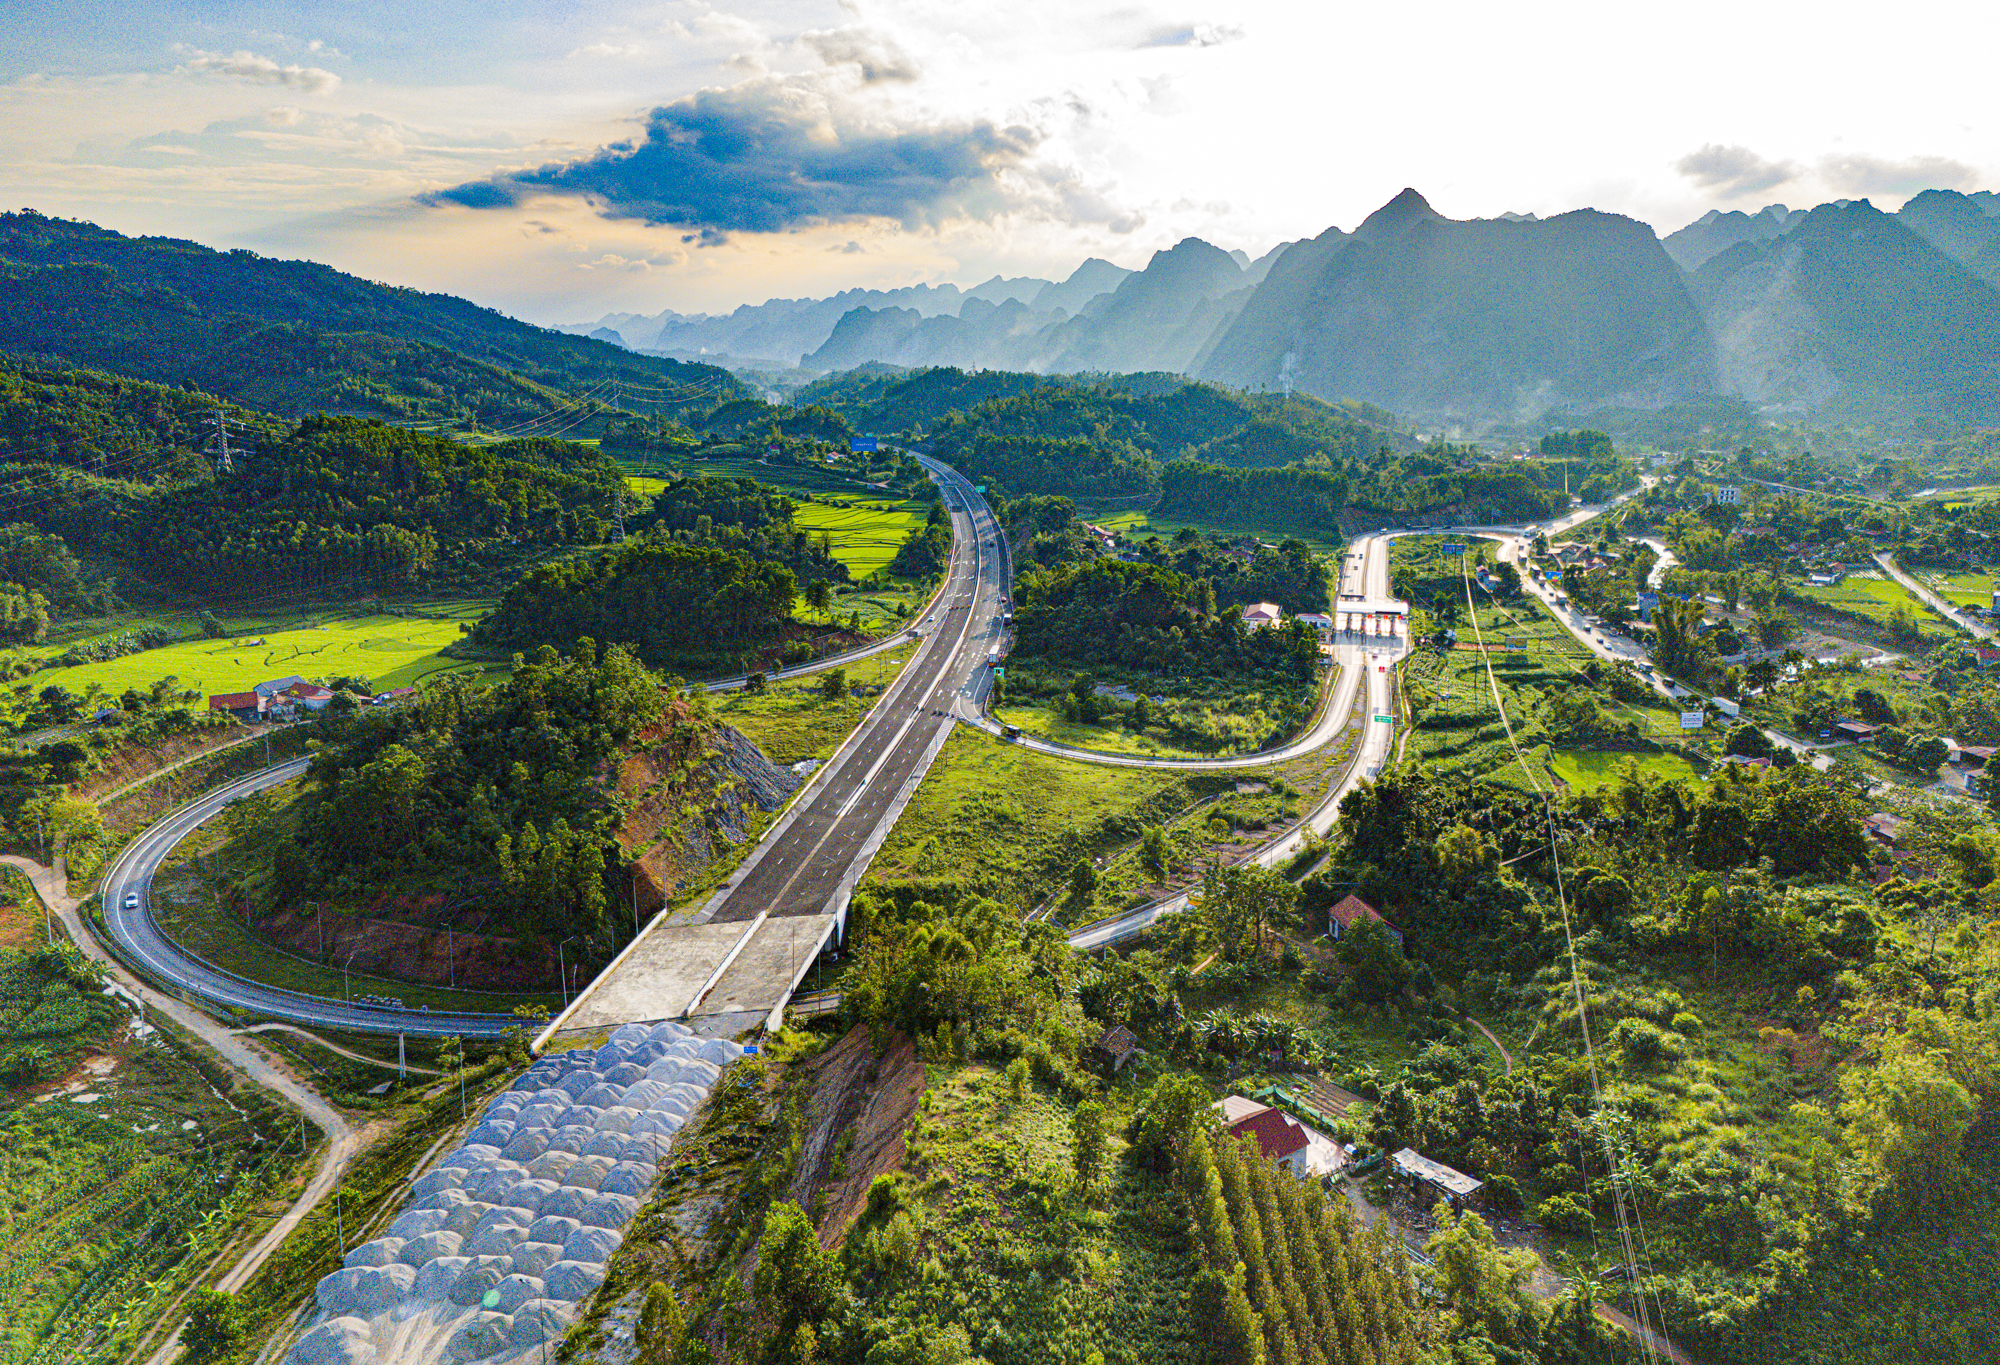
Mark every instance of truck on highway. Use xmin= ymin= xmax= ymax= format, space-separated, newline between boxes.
xmin=987 ymin=650 xmax=1001 ymax=668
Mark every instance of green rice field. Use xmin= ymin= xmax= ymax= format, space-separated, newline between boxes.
xmin=28 ymin=606 xmax=493 ymax=701
xmin=1091 ymin=508 xmax=1346 ymax=556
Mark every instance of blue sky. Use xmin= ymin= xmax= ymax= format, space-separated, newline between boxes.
xmin=4 ymin=0 xmax=1993 ymax=322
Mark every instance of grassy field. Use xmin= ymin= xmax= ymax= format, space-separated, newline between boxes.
xmin=710 ymin=644 xmax=915 ymax=764
xmin=27 ymin=604 xmax=494 ymax=703
xmin=1547 ymin=747 xmax=1705 ymax=790
xmin=1914 ymin=566 xmax=2000 ymax=609
xmin=1792 ymin=569 xmax=1949 ymax=643
xmin=866 ymin=725 xmax=1315 ymax=919
xmin=1091 ymin=507 xmax=1346 ymax=556
xmin=993 ymin=660 xmax=1322 ymax=761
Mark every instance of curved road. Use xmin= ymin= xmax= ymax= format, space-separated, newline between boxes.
xmin=98 ymin=759 xmax=520 ymax=1038
xmin=961 ymin=528 xmax=1405 ymax=769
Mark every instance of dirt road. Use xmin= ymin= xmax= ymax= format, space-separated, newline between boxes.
xmin=3 ymin=855 xmax=359 ymax=1357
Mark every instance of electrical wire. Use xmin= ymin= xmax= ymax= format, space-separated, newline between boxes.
xmin=1455 ymin=547 xmax=1667 ymax=1363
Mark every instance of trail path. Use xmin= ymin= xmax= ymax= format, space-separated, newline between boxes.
xmin=236 ymin=1021 xmax=443 ymax=1075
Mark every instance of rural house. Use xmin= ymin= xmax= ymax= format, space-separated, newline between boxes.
xmin=1391 ymin=1148 xmax=1484 ymax=1212
xmin=1216 ymin=1097 xmax=1311 ymax=1177
xmin=1241 ymin=602 xmax=1284 ymax=630
xmin=207 ymin=692 xmax=267 ymax=722
xmin=1327 ymin=894 xmax=1404 ymax=949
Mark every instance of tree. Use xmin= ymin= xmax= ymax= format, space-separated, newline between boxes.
xmin=182 ymin=1290 xmax=244 ymax=1363
xmin=821 ymin=667 xmax=849 ymax=702
xmin=1068 ymin=857 xmax=1099 ymax=907
xmin=1129 ymin=1073 xmax=1218 ymax=1169
xmin=804 ymin=578 xmax=834 ymax=620
xmin=753 ymin=1202 xmax=837 ymax=1351
xmin=1072 ymin=1101 xmax=1108 ymax=1186
xmin=1198 ymin=861 xmax=1298 ymax=962
xmin=1141 ymin=824 xmax=1173 ymax=881
xmin=1841 ymin=1051 xmax=1975 ymax=1199
xmin=637 ymin=1282 xmax=686 ymax=1365
xmin=1425 ymin=1203 xmax=1549 ymax=1350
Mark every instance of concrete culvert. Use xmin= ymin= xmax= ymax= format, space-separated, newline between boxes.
xmin=386 ymin=1208 xmax=448 ymax=1240
xmin=525 ymin=1152 xmax=577 ymax=1182
xmin=399 ymin=1231 xmax=464 ymax=1266
xmin=445 ymin=1313 xmax=510 ymax=1362
xmin=561 ymin=1225 xmax=620 ymax=1262
xmin=500 ymin=1129 xmax=552 ymax=1162
xmin=509 ymin=1241 xmax=565 ymax=1277
xmin=507 ymin=1301 xmax=577 ymax=1347
xmin=542 ymin=1259 xmax=608 ymax=1302
xmin=528 ymin=1214 xmax=581 ymax=1245
xmin=488 ymin=1273 xmax=546 ymax=1314
xmin=446 ymin=1261 xmax=509 ymax=1308
xmin=412 ymin=1256 xmax=471 ymax=1301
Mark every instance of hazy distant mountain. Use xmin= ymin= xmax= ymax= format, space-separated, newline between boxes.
xmin=1690 ymin=198 xmax=2000 ymax=415
xmin=566 ymin=278 xmax=1058 ymax=368
xmin=1198 ymin=189 xmax=1719 ymax=418
xmin=1031 ymin=258 xmax=1133 ymax=316
xmin=1662 ymin=205 xmax=1804 ymax=272
xmin=1897 ymin=189 xmax=2000 ymax=282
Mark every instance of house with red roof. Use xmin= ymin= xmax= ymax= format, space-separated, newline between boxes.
xmin=207 ymin=692 xmax=267 ymax=722
xmin=1215 ymin=1097 xmax=1311 ymax=1176
xmin=1327 ymin=894 xmax=1404 ymax=949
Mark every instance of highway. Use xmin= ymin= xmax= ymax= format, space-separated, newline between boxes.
xmin=540 ymin=455 xmax=1013 ymax=1036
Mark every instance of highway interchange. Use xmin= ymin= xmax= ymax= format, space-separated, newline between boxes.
xmin=76 ymin=466 xmax=1886 ymax=1038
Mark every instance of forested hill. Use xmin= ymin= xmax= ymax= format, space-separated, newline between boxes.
xmin=917 ymin=376 xmax=1410 ymax=500
xmin=0 ymin=210 xmax=749 ymax=429
xmin=0 ymin=416 xmax=629 ymax=599
xmin=0 ymin=355 xmax=284 ymax=481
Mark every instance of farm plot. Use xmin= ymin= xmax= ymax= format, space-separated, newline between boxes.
xmin=27 ymin=606 xmax=490 ymax=703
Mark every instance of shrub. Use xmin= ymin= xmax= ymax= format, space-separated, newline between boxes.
xmin=1537 ymin=1194 xmax=1595 ymax=1235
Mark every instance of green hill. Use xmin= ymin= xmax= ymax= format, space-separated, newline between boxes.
xmin=0 ymin=211 xmax=749 ymax=429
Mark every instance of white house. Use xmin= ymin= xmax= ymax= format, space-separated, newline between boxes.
xmin=1241 ymin=601 xmax=1284 ymax=630
xmin=1296 ymin=612 xmax=1334 ymax=637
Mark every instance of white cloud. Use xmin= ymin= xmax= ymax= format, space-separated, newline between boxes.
xmin=1674 ymin=144 xmax=1798 ymax=197
xmin=1820 ymin=153 xmax=1976 ymax=196
xmin=174 ymin=47 xmax=341 ymax=95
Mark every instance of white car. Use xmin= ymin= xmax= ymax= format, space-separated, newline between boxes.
xmin=122 ymin=892 xmax=139 ymax=910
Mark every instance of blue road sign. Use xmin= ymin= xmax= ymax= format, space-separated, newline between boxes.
xmin=850 ymin=436 xmax=878 ymax=452
xmin=1441 ymin=542 xmax=1465 ymax=554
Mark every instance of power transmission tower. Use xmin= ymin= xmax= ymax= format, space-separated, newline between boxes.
xmin=204 ymin=409 xmax=251 ymax=474
xmin=613 ymin=486 xmax=626 ymax=543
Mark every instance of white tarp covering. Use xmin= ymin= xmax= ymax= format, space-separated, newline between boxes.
xmin=284 ymin=1023 xmax=743 ymax=1365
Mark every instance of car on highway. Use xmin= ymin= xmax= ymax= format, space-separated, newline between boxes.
xmin=122 ymin=891 xmax=139 ymax=910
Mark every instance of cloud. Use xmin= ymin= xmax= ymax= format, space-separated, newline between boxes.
xmin=421 ymin=77 xmax=1043 ymax=234
xmin=1674 ymin=143 xmax=1797 ymax=197
xmin=1819 ymin=153 xmax=1977 ymax=196
xmin=174 ymin=47 xmax=341 ymax=94
xmin=800 ymin=27 xmax=922 ymax=84
xmin=831 ymin=240 xmax=865 ymax=254
xmin=1141 ymin=23 xmax=1245 ymax=48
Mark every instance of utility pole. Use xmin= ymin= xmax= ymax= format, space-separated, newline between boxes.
xmin=204 ymin=409 xmax=250 ymax=475
xmin=446 ymin=925 xmax=454 ymax=988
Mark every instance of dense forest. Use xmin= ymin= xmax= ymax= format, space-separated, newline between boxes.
xmin=276 ymin=644 xmax=663 ymax=944
xmin=474 ymin=536 xmax=802 ymax=671
xmin=107 ymin=417 xmax=629 ymax=596
xmin=1012 ymin=557 xmax=1321 ymax=679
xmin=0 ymin=210 xmax=746 ymax=428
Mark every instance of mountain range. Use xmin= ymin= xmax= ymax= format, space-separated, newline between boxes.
xmin=572 ymin=188 xmax=2000 ymax=422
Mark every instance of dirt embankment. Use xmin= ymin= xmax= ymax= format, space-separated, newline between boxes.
xmin=783 ymin=1026 xmax=925 ymax=1248
xmin=76 ymin=722 xmax=256 ymax=803
xmin=617 ymin=719 xmax=800 ymax=914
